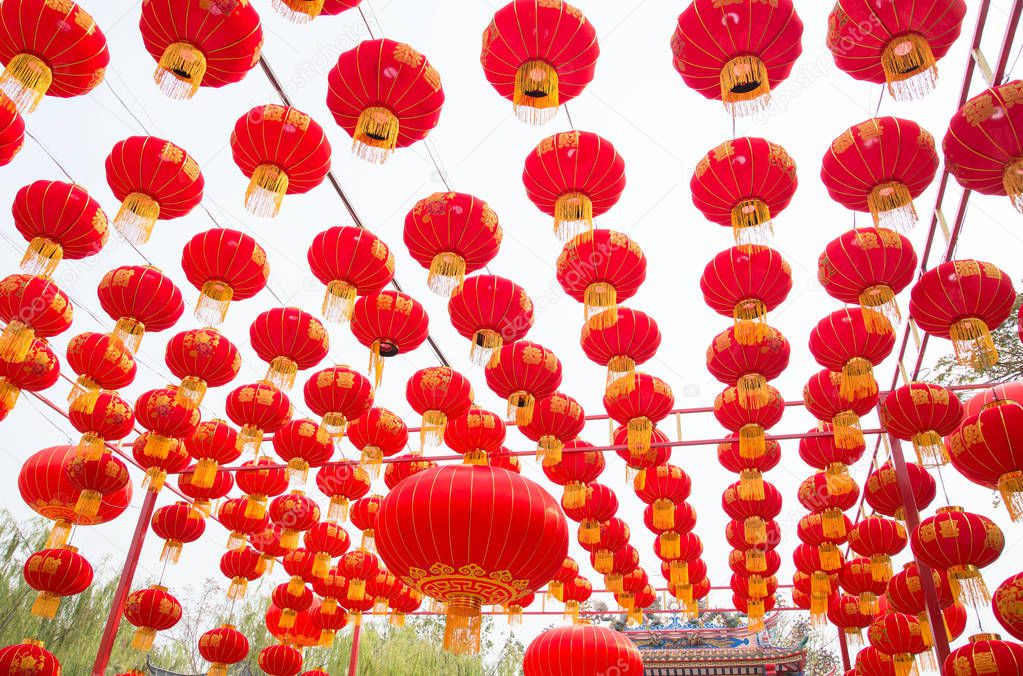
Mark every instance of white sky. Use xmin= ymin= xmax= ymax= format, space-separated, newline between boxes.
xmin=2 ymin=0 xmax=1023 ymax=667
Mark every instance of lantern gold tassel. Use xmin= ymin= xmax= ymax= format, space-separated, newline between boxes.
xmin=867 ymin=181 xmax=916 ymax=231
xmin=273 ymin=0 xmax=325 ymax=23
xmin=360 ymin=446 xmax=383 ymax=480
xmin=0 ymin=53 xmax=53 ymax=113
xmin=469 ymin=329 xmax=502 ymax=367
xmin=245 ymin=164 xmax=289 ymax=218
xmin=160 ymin=539 xmax=183 ymax=564
xmin=811 ymin=571 xmax=832 ymax=598
xmin=74 ymin=489 xmax=102 ymax=518
xmin=738 ymin=423 xmax=765 ymax=459
xmin=832 ymin=411 xmax=864 ymax=450
xmin=744 ymin=516 xmax=766 ymax=545
xmin=155 ymin=42 xmax=206 ymax=100
xmin=353 ymin=106 xmax=399 ymax=164
xmin=730 ymin=198 xmax=772 ymax=245
xmin=0 ymin=379 xmax=20 ymax=415
xmin=68 ymin=375 xmax=101 ymax=414
xmin=818 ymin=543 xmax=841 ymax=571
xmin=288 ymin=575 xmax=305 ymax=597
xmin=860 ymin=285 xmax=901 ymax=331
xmin=144 ymin=468 xmax=167 ymax=493
xmin=323 ymin=279 xmax=357 ymax=323
xmin=132 ymin=626 xmax=157 ymax=652
xmin=841 ymin=627 xmax=861 ymax=647
xmin=191 ymin=458 xmax=218 ymax=490
xmin=196 ymin=280 xmax=233 ymax=326
xmin=20 ymin=237 xmax=63 ymax=277
xmin=563 ymin=600 xmax=580 ymax=624
xmin=594 ymin=550 xmax=613 ymax=575
xmin=652 ymin=498 xmax=675 ymax=530
xmin=46 ymin=519 xmax=71 ymax=549
xmin=859 ymin=592 xmax=878 ymax=616
xmin=420 ymin=410 xmax=446 ymax=450
xmin=840 ymin=357 xmax=878 ymax=401
xmin=177 ymin=376 xmax=208 ymax=409
xmin=948 ymin=565 xmax=991 ymax=609
xmin=548 ymin=581 xmax=563 ymax=601
xmin=112 ymin=317 xmax=146 ymax=354
xmin=746 ymin=549 xmax=766 ymax=573
xmin=659 ymin=532 xmax=680 ymax=559
xmin=579 ymin=519 xmax=599 ymax=545
xmin=870 ymin=554 xmax=893 ymax=583
xmin=825 ymin=462 xmax=853 ymax=494
xmin=748 ymin=575 xmax=767 ymax=599
xmin=508 ymin=391 xmax=535 ymax=427
xmin=1003 ymin=157 xmax=1023 ymax=213
xmin=537 ymin=436 xmax=563 ymax=464
xmin=669 ymin=561 xmax=689 ymax=586
xmin=950 ymin=317 xmax=998 ymax=370
xmin=604 ymin=573 xmax=623 ymax=593
xmin=327 ymin=496 xmax=350 ymax=523
xmin=627 ymin=416 xmax=653 ymax=456
xmin=428 ymin=252 xmax=467 ymax=297
xmin=719 ymin=55 xmax=770 ymax=117
xmin=554 ymin=192 xmax=593 ymax=242
xmin=114 ymin=192 xmax=161 ymax=245
xmin=911 ymin=430 xmax=948 ymax=468
xmin=31 ymin=591 xmax=60 ymax=619
xmin=892 ymin=653 xmax=916 ymax=676
xmin=312 ymin=552 xmax=331 ymax=579
xmin=606 ymin=355 xmax=636 ymax=387
xmin=739 ymin=469 xmax=765 ymax=501
xmin=280 ymin=609 xmax=297 ymax=629
xmin=998 ymin=471 xmax=1023 ymax=522
xmin=444 ymin=597 xmax=483 ymax=656
xmin=318 ymin=629 xmax=336 ymax=646
xmin=737 ymin=373 xmax=769 ymax=409
xmin=347 ymin=579 xmax=366 ymax=601
xmin=513 ymin=59 xmax=559 ymax=125
xmin=734 ymin=297 xmax=767 ymax=345
xmin=266 ymin=356 xmax=299 ymax=392
xmin=562 ymin=482 xmax=587 ymax=510
xmin=583 ymin=283 xmax=617 ymax=329
xmin=0 ymin=319 xmax=35 ymax=363
xmin=822 ymin=508 xmax=848 ymax=540
xmin=209 ymin=663 xmax=229 ymax=676
xmin=881 ymin=33 xmax=937 ymax=101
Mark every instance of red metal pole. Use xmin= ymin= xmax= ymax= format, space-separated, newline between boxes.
xmin=348 ymin=622 xmax=362 ymax=676
xmin=837 ymin=625 xmax=852 ymax=672
xmin=92 ymin=487 xmax=159 ymax=676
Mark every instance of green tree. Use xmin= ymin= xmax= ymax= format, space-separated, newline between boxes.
xmin=928 ymin=294 xmax=1023 ymax=386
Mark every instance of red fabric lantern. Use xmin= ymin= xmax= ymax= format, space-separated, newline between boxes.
xmin=612 ymin=424 xmax=670 ymax=483
xmin=181 ymin=228 xmax=269 ymax=325
xmin=0 ymin=96 xmax=24 ymax=164
xmin=865 ymin=460 xmax=936 ymax=521
xmin=303 ymin=521 xmax=350 ymax=579
xmin=868 ymin=612 xmax=928 ymax=676
xmin=722 ymin=480 xmax=782 ymax=546
xmin=604 ymin=372 xmax=673 ymax=458
xmin=670 ymin=0 xmax=803 ymax=116
xmin=105 ymin=136 xmax=204 ymax=244
xmin=350 ymin=291 xmax=429 ymax=388
xmin=135 ymin=386 xmax=200 ymax=463
xmin=485 ymin=340 xmax=562 ymax=426
xmin=911 ymin=507 xmax=1004 ymax=609
xmin=580 ymin=307 xmax=660 ymax=386
xmin=151 ymin=501 xmax=205 ymax=564
xmin=219 ymin=546 xmax=265 ymax=600
xmin=798 ymin=424 xmax=865 ymax=493
xmin=542 ymin=439 xmax=604 ymax=510
xmin=690 ymin=137 xmax=797 ymax=243
xmin=177 ymin=465 xmax=233 ymax=516
xmin=562 ymin=481 xmax=618 ymax=546
xmin=728 ymin=518 xmax=781 ymax=551
xmin=965 ymin=383 xmax=1023 ymax=418
xmin=327 ymin=38 xmax=444 ymax=162
xmin=236 ymin=456 xmax=289 ymax=521
xmin=804 ymin=369 xmax=878 ymax=450
xmin=68 ymin=390 xmax=135 ymax=461
xmin=731 ymin=548 xmax=780 ymax=578
xmin=346 ymin=407 xmax=407 ymax=477
xmin=448 ymin=275 xmax=534 ymax=365
xmin=271 ymin=581 xmax=313 ymax=630
xmin=140 ymin=0 xmax=262 ymax=99
xmin=809 ymin=308 xmax=895 ymax=400
xmin=943 ymin=634 xmax=1023 ymax=676
xmin=23 ymin=544 xmax=92 ymax=619
xmin=944 ymin=80 xmax=1023 ymax=212
xmin=847 ymin=515 xmax=907 ymax=583
xmin=316 ymin=462 xmax=370 ymax=522
xmin=0 ymin=274 xmax=72 ymax=363
xmin=595 ymin=544 xmax=640 ymax=591
xmin=13 ymin=180 xmax=108 ymax=276
xmin=519 ymin=392 xmax=584 ymax=464
xmin=0 ymin=640 xmax=60 ymax=675
xmin=303 ymin=366 xmax=373 ymax=439
xmin=556 ymin=229 xmax=646 ymax=328
xmin=272 ymin=418 xmax=332 ymax=484
xmin=131 ymin=432 xmax=190 ymax=493
xmin=797 ymin=472 xmax=860 ymax=540
xmin=0 ymin=338 xmax=59 ymax=420
xmin=259 ymin=644 xmax=302 ymax=676
xmin=713 ymin=384 xmax=784 ymax=459
xmin=272 ymin=0 xmax=360 ymax=23
xmin=481 ymin=0 xmax=598 ymax=125
xmin=250 ymin=308 xmax=328 ymax=391
xmin=405 ymin=366 xmax=473 ymax=450
xmin=856 ymin=646 xmax=897 ymax=676
xmin=0 ymin=0 xmax=108 ymax=112
xmin=184 ymin=419 xmax=240 ymax=490
xmin=798 ymin=513 xmax=849 ymax=572
xmin=821 ymin=117 xmax=938 ymax=230
xmin=707 ymin=324 xmax=789 ymax=410
xmin=308 ymin=226 xmax=394 ymax=324
xmin=948 ymin=399 xmax=1023 ymax=521
xmin=841 ymin=557 xmax=889 ymax=616
xmin=269 ymin=490 xmax=321 ymax=550
xmin=337 ymin=549 xmax=379 ymax=604
xmin=124 ymin=585 xmax=182 ymax=651
xmin=219 ymin=496 xmax=269 ymax=551
xmin=882 ymin=382 xmax=962 ymax=467
xmin=231 ymin=104 xmax=330 ymax=217
xmin=827 ymin=0 xmax=966 ymax=101
xmin=523 ymin=130 xmax=624 ymax=240
xmin=404 ymin=191 xmax=502 ymax=296
xmin=165 ymin=329 xmax=240 ymax=408
xmin=97 ymin=265 xmax=183 ymax=353
xmin=635 ymin=464 xmax=691 ymax=529
xmin=701 ymin=246 xmax=792 ymax=344
xmin=226 ymin=382 xmax=292 ymax=455
xmin=993 ymin=573 xmax=1023 ymax=642
xmin=266 ymin=600 xmax=321 ymax=647
xmin=66 ymin=451 xmax=128 ymax=518
xmin=65 ymin=332 xmax=136 ymax=408
xmin=199 ymin=624 xmax=249 ymax=676
xmin=444 ymin=407 xmax=506 ymax=466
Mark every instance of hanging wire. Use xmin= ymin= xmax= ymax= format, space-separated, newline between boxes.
xmin=933 ymin=461 xmax=953 ymax=506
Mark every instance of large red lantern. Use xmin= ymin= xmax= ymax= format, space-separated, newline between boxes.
xmin=481 ymin=0 xmax=598 ymax=125
xmin=847 ymin=515 xmax=907 ymax=583
xmin=266 ymin=600 xmax=321 ymax=648
xmin=0 ymin=338 xmax=59 ymax=420
xmin=882 ymin=382 xmax=963 ymax=467
xmin=523 ymin=131 xmax=624 ymax=240
xmin=231 ymin=104 xmax=331 ymax=217
xmin=701 ymin=246 xmax=792 ymax=344
xmin=690 ymin=137 xmax=797 ymax=243
xmin=124 ymin=585 xmax=182 ymax=651
xmin=842 ymin=557 xmax=889 ymax=616
xmin=105 ymin=136 xmax=204 ymax=244
xmin=804 ymin=369 xmax=879 ymax=450
xmin=556 ymin=229 xmax=646 ymax=328
xmin=523 ymin=624 xmax=643 ymax=676
xmin=948 ymin=399 xmax=1023 ymax=521
xmin=821 ymin=117 xmax=938 ymax=230
xmin=713 ymin=384 xmax=784 ymax=459
xmin=376 ymin=465 xmax=568 ymax=654
xmin=97 ymin=265 xmax=183 ymax=353
xmin=65 ymin=332 xmax=136 ymax=409
xmin=909 ymin=259 xmax=1015 ymax=370
xmin=809 ymin=308 xmax=895 ymax=399
xmin=448 ymin=275 xmax=534 ymax=365
xmin=250 ymin=308 xmax=329 ymax=391
xmin=165 ymin=329 xmax=241 ymax=408
xmin=68 ymin=390 xmax=135 ymax=461
xmin=485 ymin=340 xmax=561 ymax=426
xmin=911 ymin=507 xmax=1004 ymax=609
xmin=0 ymin=0 xmax=108 ymax=112
xmin=0 ymin=96 xmax=24 ymax=165
xmin=316 ymin=462 xmax=370 ymax=522
xmin=519 ymin=392 xmax=584 ymax=464
xmin=865 ymin=460 xmax=936 ymax=520
xmin=993 ymin=573 xmax=1023 ymax=642
xmin=181 ymin=228 xmax=269 ymax=325
xmin=337 ymin=549 xmax=378 ymax=603
xmin=303 ymin=366 xmax=373 ymax=438
xmin=0 ymin=640 xmax=60 ymax=674
xmin=226 ymin=382 xmax=293 ymax=455
xmin=66 ymin=451 xmax=129 ymax=518
xmin=12 ymin=180 xmax=108 ymax=276
xmin=199 ymin=624 xmax=249 ymax=676
xmin=580 ymin=307 xmax=660 ymax=386
xmin=796 ymin=513 xmax=848 ymax=576
xmin=140 ymin=0 xmax=262 ymax=99
xmin=219 ymin=496 xmax=270 ymax=550
xmin=151 ymin=501 xmax=205 ymax=564
xmin=327 ymin=38 xmax=444 ymax=162
xmin=273 ymin=418 xmax=332 ymax=483
xmin=943 ymin=634 xmax=1023 ymax=676
xmin=350 ymin=291 xmax=430 ymax=387
xmin=604 ymin=372 xmax=673 ymax=457
xmin=944 ymin=80 xmax=1023 ymax=213
xmin=308 ymin=225 xmax=394 ymax=323
xmin=670 ymin=0 xmax=803 ymax=116
xmin=0 ymin=274 xmax=72 ymax=363
xmin=826 ymin=0 xmax=966 ymax=101
xmin=404 ymin=192 xmax=501 ymax=296
xmin=23 ymin=545 xmax=92 ymax=619
xmin=707 ymin=324 xmax=789 ymax=410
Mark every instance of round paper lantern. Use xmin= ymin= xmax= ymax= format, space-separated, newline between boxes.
xmin=250 ymin=308 xmax=329 ymax=391
xmin=140 ymin=0 xmax=262 ymax=99
xmin=151 ymin=501 xmax=205 ymax=564
xmin=23 ymin=545 xmax=92 ymax=619
xmin=700 ymin=245 xmax=792 ymax=344
xmin=12 ymin=180 xmax=108 ymax=276
xmin=0 ymin=0 xmax=108 ymax=112
xmin=97 ymin=265 xmax=183 ymax=354
xmin=909 ymin=259 xmax=1015 ymax=370
xmin=690 ymin=137 xmax=797 ymax=243
xmin=0 ymin=274 xmax=72 ymax=363
xmin=580 ymin=307 xmax=660 ymax=386
xmin=316 ymin=462 xmax=370 ymax=522
xmin=308 ymin=225 xmax=394 ymax=323
xmin=444 ymin=407 xmax=506 ymax=466
xmin=519 ymin=392 xmax=584 ymax=464
xmin=105 ymin=136 xmax=204 ymax=244
xmin=993 ymin=573 xmax=1023 ymax=642
xmin=65 ymin=332 xmax=136 ymax=408
xmin=911 ymin=507 xmax=1005 ymax=609
xmin=481 ymin=0 xmax=598 ymax=124
xmin=804 ymin=369 xmax=879 ymax=450
xmin=404 ymin=191 xmax=501 ymax=296
xmin=350 ymin=291 xmax=429 ymax=388
xmin=326 ymin=38 xmax=444 ymax=162
xmin=165 ymin=329 xmax=241 ymax=408
xmin=670 ymin=0 xmax=803 ymax=116
xmin=556 ymin=229 xmax=646 ymax=328
xmin=0 ymin=338 xmax=59 ymax=420
xmin=883 ymin=382 xmax=963 ymax=467
xmin=226 ymin=382 xmax=293 ymax=456
xmin=485 ymin=340 xmax=562 ymax=426
xmin=821 ymin=117 xmax=938 ymax=230
xmin=604 ymin=372 xmax=674 ymax=458
xmin=124 ymin=585 xmax=182 ymax=651
xmin=0 ymin=640 xmax=60 ymax=675
xmin=0 ymin=96 xmax=24 ymax=164
xmin=181 ymin=228 xmax=269 ymax=325
xmin=706 ymin=324 xmax=789 ymax=410
xmin=948 ymin=399 xmax=1023 ymax=521
xmin=865 ymin=460 xmax=936 ymax=520
xmin=303 ymin=366 xmax=373 ymax=438
xmin=827 ymin=0 xmax=966 ymax=100
xmin=199 ymin=624 xmax=249 ymax=676
xmin=448 ymin=275 xmax=534 ymax=365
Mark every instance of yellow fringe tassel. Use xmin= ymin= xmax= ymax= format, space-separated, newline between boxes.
xmin=31 ymin=591 xmax=59 ymax=619
xmin=323 ymin=279 xmax=357 ymax=324
xmin=443 ymin=597 xmax=483 ymax=656
xmin=273 ymin=0 xmax=326 ymax=23
xmin=734 ymin=299 xmax=767 ymax=345
xmin=867 ymin=181 xmax=916 ymax=231
xmin=0 ymin=53 xmax=52 ymax=113
xmin=508 ymin=391 xmax=535 ymax=427
xmin=353 ymin=106 xmax=399 ymax=164
xmin=840 ymin=357 xmax=877 ymax=401
xmin=950 ymin=317 xmax=998 ymax=370
xmin=554 ymin=192 xmax=593 ymax=242
xmin=730 ymin=198 xmax=772 ymax=246
xmin=1004 ymin=157 xmax=1023 ymax=213
xmin=881 ymin=33 xmax=937 ymax=101
xmin=428 ymin=252 xmax=467 ymax=297
xmin=737 ymin=373 xmax=769 ymax=409
xmin=739 ymin=469 xmax=765 ymax=501
xmin=739 ymin=424 xmax=765 ymax=459
xmin=20 ymin=237 xmax=63 ymax=277
xmin=860 ymin=285 xmax=900 ymax=332
xmin=155 ymin=41 xmax=206 ymax=100
xmin=513 ymin=59 xmax=559 ymax=125
xmin=111 ymin=317 xmax=145 ymax=354
xmin=114 ymin=192 xmax=161 ymax=245
xmin=584 ymin=283 xmax=617 ymax=329
xmin=832 ymin=411 xmax=863 ymax=450
xmin=0 ymin=320 xmax=34 ymax=363
xmin=245 ymin=164 xmax=289 ymax=218
xmin=948 ymin=565 xmax=991 ymax=609
xmin=195 ymin=280 xmax=233 ymax=326
xmin=469 ymin=329 xmax=502 ymax=367
xmin=719 ymin=55 xmax=770 ymax=117
xmin=999 ymin=471 xmax=1023 ymax=522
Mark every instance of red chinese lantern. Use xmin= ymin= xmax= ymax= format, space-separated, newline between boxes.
xmin=519 ymin=392 xmax=584 ymax=464
xmin=66 ymin=451 xmax=128 ymax=518
xmin=386 ymin=585 xmax=420 ymax=628
xmin=809 ymin=308 xmax=895 ymax=399
xmin=713 ymin=384 xmax=784 ymax=458
xmin=337 ymin=549 xmax=379 ymax=603
xmin=0 ymin=640 xmax=60 ymax=674
xmin=231 ymin=104 xmax=330 ymax=217
xmin=0 ymin=0 xmax=108 ymax=112
xmin=266 ymin=600 xmax=321 ymax=647
xmin=12 ymin=180 xmax=108 ymax=276
xmin=580 ymin=516 xmax=630 ymax=574
xmin=841 ymin=557 xmax=889 ymax=616
xmin=271 ymin=580 xmax=313 ymax=630
xmin=722 ymin=480 xmax=782 ymax=546
xmin=376 ymin=465 xmax=568 ymax=654
xmin=727 ymin=517 xmax=780 ymax=552
xmin=226 ymin=382 xmax=293 ymax=455
xmin=236 ymin=456 xmax=289 ymax=519
xmin=448 ymin=275 xmax=534 ymax=365
xmin=165 ymin=329 xmax=240 ymax=408
xmin=556 ymin=229 xmax=646 ymax=328
xmin=830 ymin=593 xmax=873 ymax=648
xmin=670 ymin=0 xmax=803 ymax=116
xmin=883 ymin=382 xmax=963 ymax=468
xmin=612 ymin=424 xmax=670 ymax=484
xmin=821 ymin=117 xmax=938 ymax=230
xmin=797 ymin=512 xmax=850 ymax=572
xmin=308 ymin=225 xmax=394 ymax=323
xmin=888 ymin=562 xmax=957 ymax=645
xmin=662 ymin=556 xmax=707 ymax=590
xmin=993 ymin=573 xmax=1023 ymax=642
xmin=580 ymin=307 xmax=660 ymax=387
xmin=690 ymin=137 xmax=798 ymax=243
xmin=856 ymin=646 xmax=897 ymax=676
xmin=68 ymin=390 xmax=135 ymax=461
xmin=303 ymin=366 xmax=373 ymax=438
xmin=733 ymin=593 xmax=776 ymax=631
xmin=804 ymin=369 xmax=879 ymax=450
xmin=700 ymin=246 xmax=792 ymax=344
xmin=259 ymin=644 xmax=302 ymax=676
xmin=604 ymin=372 xmax=673 ymax=457
xmin=350 ymin=291 xmax=430 ymax=387
xmin=562 ymin=481 xmax=618 ymax=545
xmin=253 ymin=528 xmax=293 ymax=574
xmin=184 ymin=419 xmax=240 ymax=490
xmin=124 ymin=585 xmax=182 ymax=651
xmin=269 ymin=490 xmax=321 ymax=550
xmin=105 ymin=136 xmax=204 ymax=243
xmin=272 ymin=418 xmax=332 ymax=483
xmin=848 ymin=515 xmax=907 ymax=583
xmin=868 ymin=612 xmax=928 ymax=676
xmin=947 ymin=399 xmax=1023 ymax=521
xmin=405 ymin=367 xmax=472 ymax=450
xmin=181 ymin=228 xmax=269 ymax=326
xmin=140 ymin=0 xmax=262 ymax=99
xmin=731 ymin=548 xmax=780 ymax=579
xmin=23 ymin=545 xmax=92 ymax=619
xmin=910 ymin=259 xmax=1016 ymax=369
xmin=220 ymin=546 xmax=265 ymax=599
xmin=596 ymin=544 xmax=640 ymax=593
xmin=0 ymin=274 xmax=72 ymax=362
xmin=0 ymin=338 xmax=59 ymax=420
xmin=481 ymin=0 xmax=598 ymax=125
xmin=911 ymin=507 xmax=1004 ymax=609
xmin=707 ymin=324 xmax=789 ymax=409
xmin=0 ymin=96 xmax=24 ymax=164
xmin=444 ymin=407 xmax=506 ymax=466
xmin=151 ymin=501 xmax=205 ymax=563
xmin=560 ymin=575 xmax=592 ymax=623
xmin=97 ymin=265 xmax=183 ymax=353
xmin=943 ymin=634 xmax=1023 ymax=676
xmin=199 ymin=624 xmax=249 ymax=676
xmin=135 ymin=386 xmax=200 ymax=461
xmin=542 ymin=439 xmax=604 ymax=509
xmin=273 ymin=0 xmax=360 ymax=22
xmin=316 ymin=462 xmax=370 ymax=522
xmin=944 ymin=80 xmax=1023 ymax=213
xmin=523 ymin=130 xmax=624 ymax=240
xmin=177 ymin=465 xmax=233 ymax=517
xmin=797 ymin=471 xmax=860 ymax=539
xmin=827 ymin=0 xmax=966 ymax=101
xmin=404 ymin=191 xmax=502 ymax=296
xmin=794 ymin=544 xmax=842 ymax=600
xmin=131 ymin=432 xmax=191 ymax=492
xmin=547 ymin=558 xmax=579 ymax=601
xmin=65 ymin=332 xmax=136 ymax=409
xmin=346 ymin=407 xmax=407 ymax=477
xmin=485 ymin=340 xmax=562 ymax=426
xmin=304 ymin=521 xmax=350 ymax=578
xmin=798 ymin=424 xmax=864 ymax=493
xmin=865 ymin=460 xmax=936 ymax=521
xmin=818 ymin=227 xmax=918 ymax=328
xmin=250 ymin=308 xmax=329 ymax=391
xmin=963 ymin=382 xmax=1023 ymax=418
xmin=219 ymin=496 xmax=270 ymax=550
xmin=327 ymin=38 xmax=444 ymax=162
xmin=635 ymin=464 xmax=691 ymax=530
